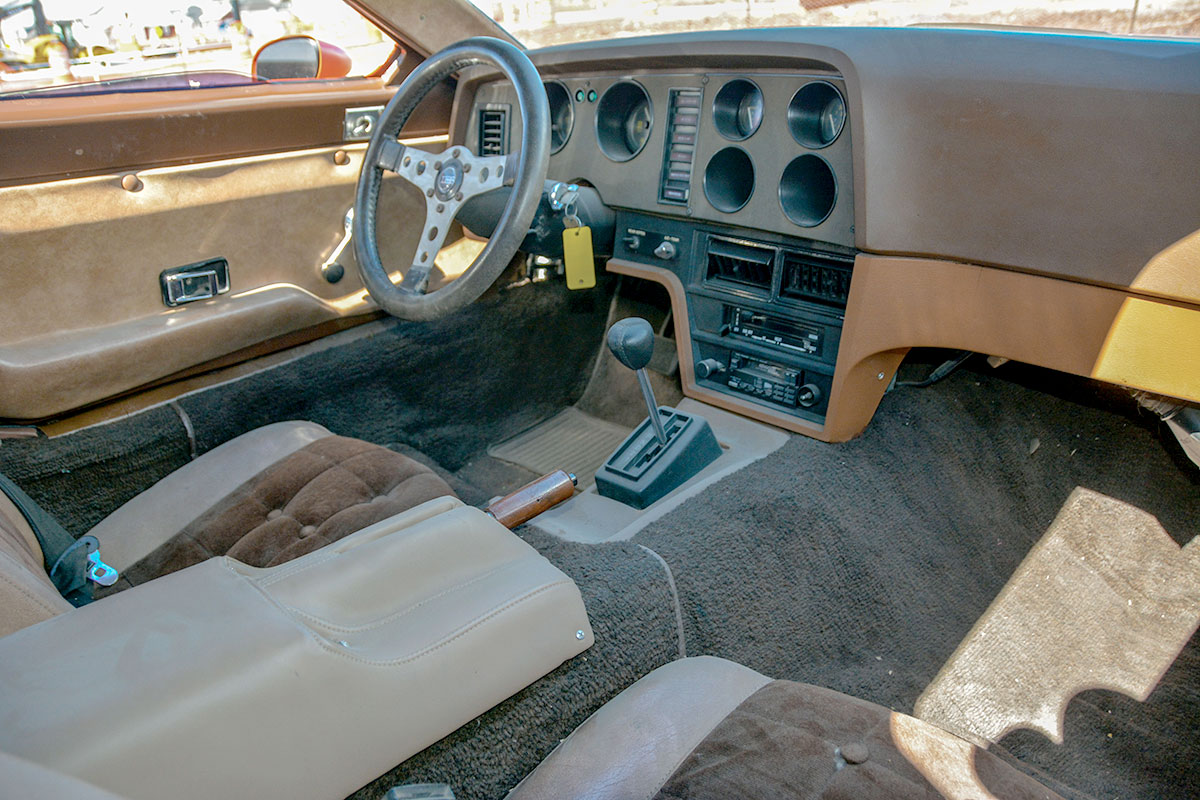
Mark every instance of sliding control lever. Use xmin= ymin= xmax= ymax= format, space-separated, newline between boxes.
xmin=607 ymin=317 xmax=668 ymax=445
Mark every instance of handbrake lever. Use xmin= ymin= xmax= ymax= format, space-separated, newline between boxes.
xmin=485 ymin=470 xmax=578 ymax=528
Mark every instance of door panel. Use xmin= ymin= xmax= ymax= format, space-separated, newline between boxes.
xmin=0 ymin=78 xmax=454 ymax=186
xmin=0 ymin=44 xmax=460 ymax=422
xmin=0 ymin=139 xmax=437 ymax=420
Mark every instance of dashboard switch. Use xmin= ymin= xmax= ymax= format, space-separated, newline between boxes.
xmin=797 ymin=383 xmax=822 ymax=408
xmin=623 ymin=234 xmax=642 ymax=252
xmin=653 ymin=240 xmax=677 ymax=260
xmin=695 ymin=358 xmax=724 ymax=379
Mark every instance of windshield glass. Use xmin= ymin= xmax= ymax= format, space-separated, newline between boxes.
xmin=469 ymin=0 xmax=1200 ymax=47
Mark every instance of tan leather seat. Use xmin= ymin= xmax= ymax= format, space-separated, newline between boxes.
xmin=0 ymin=654 xmax=1062 ymax=799
xmin=507 ymin=656 xmax=1064 ymax=800
xmin=0 ymin=421 xmax=455 ymax=637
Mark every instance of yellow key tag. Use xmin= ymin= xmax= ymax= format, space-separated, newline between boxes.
xmin=562 ymin=225 xmax=596 ymax=290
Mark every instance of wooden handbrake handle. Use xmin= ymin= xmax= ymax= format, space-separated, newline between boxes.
xmin=485 ymin=469 xmax=578 ymax=528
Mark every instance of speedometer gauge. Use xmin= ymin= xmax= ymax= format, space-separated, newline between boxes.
xmin=596 ymin=80 xmax=653 ymax=162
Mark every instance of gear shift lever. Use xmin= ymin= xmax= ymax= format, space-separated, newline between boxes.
xmin=607 ymin=318 xmax=669 ymax=446
xmin=596 ymin=317 xmax=722 ymax=509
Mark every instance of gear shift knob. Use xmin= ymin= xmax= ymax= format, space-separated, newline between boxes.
xmin=607 ymin=317 xmax=656 ymax=372
xmin=606 ymin=317 xmax=668 ymax=446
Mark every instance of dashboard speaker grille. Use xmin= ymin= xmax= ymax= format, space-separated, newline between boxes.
xmin=780 ymin=249 xmax=853 ymax=307
xmin=705 ymin=236 xmax=775 ymax=290
xmin=478 ymin=107 xmax=508 ymax=156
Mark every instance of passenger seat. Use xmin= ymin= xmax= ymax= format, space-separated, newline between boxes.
xmin=507 ymin=656 xmax=1064 ymax=800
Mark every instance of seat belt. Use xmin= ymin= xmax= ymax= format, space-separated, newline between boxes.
xmin=0 ymin=472 xmax=117 ymax=607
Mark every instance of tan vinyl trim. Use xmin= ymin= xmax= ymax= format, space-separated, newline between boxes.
xmin=610 ymin=254 xmax=1200 ymax=443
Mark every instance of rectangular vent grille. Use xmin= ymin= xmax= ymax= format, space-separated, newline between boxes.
xmin=780 ymin=250 xmax=854 ymax=307
xmin=705 ymin=236 xmax=775 ymax=289
xmin=658 ymin=88 xmax=702 ymax=205
xmin=478 ymin=106 xmax=508 ymax=156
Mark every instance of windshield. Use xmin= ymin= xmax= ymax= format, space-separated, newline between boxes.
xmin=468 ymin=0 xmax=1200 ymax=47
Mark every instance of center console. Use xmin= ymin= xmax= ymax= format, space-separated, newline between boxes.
xmin=0 ymin=498 xmax=592 ymax=800
xmin=613 ymin=210 xmax=855 ymax=425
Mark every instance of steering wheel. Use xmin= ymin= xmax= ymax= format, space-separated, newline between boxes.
xmin=353 ymin=37 xmax=550 ymax=321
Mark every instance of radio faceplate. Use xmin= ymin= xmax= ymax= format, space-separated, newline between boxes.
xmin=724 ymin=352 xmax=826 ymax=411
xmin=726 ymin=306 xmax=822 ymax=357
xmin=727 ymin=353 xmax=802 ymax=406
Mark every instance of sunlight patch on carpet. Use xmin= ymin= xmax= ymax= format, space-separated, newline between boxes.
xmin=915 ymin=487 xmax=1200 ymax=746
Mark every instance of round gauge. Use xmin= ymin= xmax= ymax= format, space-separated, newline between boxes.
xmin=545 ymin=81 xmax=574 ymax=154
xmin=787 ymin=81 xmax=847 ymax=149
xmin=595 ymin=80 xmax=653 ymax=162
xmin=779 ymin=154 xmax=837 ymax=227
xmin=712 ymin=79 xmax=763 ymax=141
xmin=704 ymin=146 xmax=756 ymax=213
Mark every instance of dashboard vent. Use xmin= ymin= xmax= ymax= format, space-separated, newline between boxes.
xmin=705 ymin=236 xmax=775 ymax=290
xmin=658 ymin=88 xmax=702 ymax=205
xmin=780 ymin=249 xmax=854 ymax=307
xmin=478 ymin=106 xmax=508 ymax=156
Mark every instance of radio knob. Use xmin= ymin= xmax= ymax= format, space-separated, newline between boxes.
xmin=623 ymin=234 xmax=642 ymax=251
xmin=797 ymin=383 xmax=822 ymax=408
xmin=653 ymin=240 xmax=677 ymax=260
xmin=695 ymin=358 xmax=724 ymax=379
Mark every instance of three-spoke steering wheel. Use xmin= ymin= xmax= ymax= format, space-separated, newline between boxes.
xmin=353 ymin=37 xmax=550 ymax=321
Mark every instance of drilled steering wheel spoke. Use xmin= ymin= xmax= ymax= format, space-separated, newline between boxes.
xmin=453 ymin=151 xmax=517 ymax=203
xmin=379 ymin=143 xmax=441 ymax=194
xmin=400 ymin=198 xmax=456 ymax=296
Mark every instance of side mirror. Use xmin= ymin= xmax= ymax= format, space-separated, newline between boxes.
xmin=252 ymin=35 xmax=352 ymax=81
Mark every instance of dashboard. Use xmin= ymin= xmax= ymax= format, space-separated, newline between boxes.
xmin=454 ymin=29 xmax=1200 ymax=440
xmin=468 ymin=68 xmax=858 ymax=428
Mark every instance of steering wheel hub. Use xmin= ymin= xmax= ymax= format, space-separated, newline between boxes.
xmin=435 ymin=159 xmax=465 ymax=201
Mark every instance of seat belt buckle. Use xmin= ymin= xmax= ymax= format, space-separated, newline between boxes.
xmin=86 ymin=550 xmax=119 ymax=586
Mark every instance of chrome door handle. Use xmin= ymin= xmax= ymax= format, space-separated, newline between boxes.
xmin=160 ymin=259 xmax=230 ymax=307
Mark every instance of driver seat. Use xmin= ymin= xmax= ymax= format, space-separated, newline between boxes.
xmin=0 ymin=421 xmax=455 ymax=637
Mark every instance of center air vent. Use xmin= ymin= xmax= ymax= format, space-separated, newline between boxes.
xmin=659 ymin=88 xmax=702 ymax=204
xmin=705 ymin=236 xmax=775 ymax=290
xmin=478 ymin=106 xmax=508 ymax=156
xmin=780 ymin=249 xmax=853 ymax=307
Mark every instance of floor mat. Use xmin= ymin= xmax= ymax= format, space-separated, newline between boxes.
xmin=916 ymin=486 xmax=1200 ymax=747
xmin=632 ymin=364 xmax=1200 ymax=800
xmin=487 ymin=406 xmax=631 ymax=487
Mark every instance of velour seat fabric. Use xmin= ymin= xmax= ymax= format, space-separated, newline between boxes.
xmin=0 ymin=421 xmax=456 ymax=635
xmin=506 ymin=656 xmax=1064 ymax=800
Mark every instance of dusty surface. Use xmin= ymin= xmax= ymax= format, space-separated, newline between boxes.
xmin=497 ymin=0 xmax=1200 ymax=47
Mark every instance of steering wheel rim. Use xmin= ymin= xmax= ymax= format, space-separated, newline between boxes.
xmin=353 ymin=37 xmax=550 ymax=321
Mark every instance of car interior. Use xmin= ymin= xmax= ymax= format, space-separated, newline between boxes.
xmin=1 ymin=1 xmax=1198 ymax=798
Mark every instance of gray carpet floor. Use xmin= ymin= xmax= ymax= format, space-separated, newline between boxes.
xmin=0 ymin=278 xmax=612 ymax=535
xmin=5 ymin=310 xmax=1197 ymax=800
xmin=632 ymin=363 xmax=1200 ymax=800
